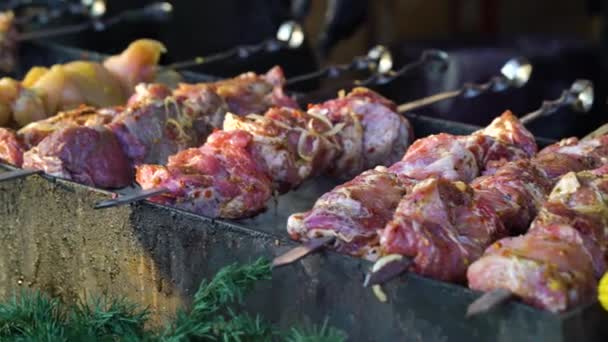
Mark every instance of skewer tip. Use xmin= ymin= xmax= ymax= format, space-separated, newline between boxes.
xmin=271 ymin=236 xmax=335 ymax=269
xmin=466 ymin=288 xmax=514 ymax=318
xmin=363 ymin=254 xmax=411 ymax=287
xmin=0 ymin=169 xmax=42 ymax=182
xmin=93 ymin=187 xmax=169 ymax=210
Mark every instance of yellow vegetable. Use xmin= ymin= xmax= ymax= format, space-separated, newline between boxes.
xmin=600 ymin=272 xmax=608 ymax=311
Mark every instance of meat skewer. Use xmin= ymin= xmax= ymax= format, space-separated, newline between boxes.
xmin=460 ymin=131 xmax=608 ymax=316
xmin=467 ymin=162 xmax=608 ymax=315
xmin=0 ymin=47 xmax=437 ymax=185
xmin=277 ymin=79 xmax=591 ymax=270
xmin=0 ymin=65 xmax=299 ymax=187
xmin=94 ymin=57 xmax=534 ymax=213
xmin=362 ymin=80 xmax=596 ymax=287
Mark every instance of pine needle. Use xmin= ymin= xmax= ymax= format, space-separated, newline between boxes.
xmin=284 ymin=318 xmax=347 ymax=342
xmin=0 ymin=258 xmax=347 ymax=341
xmin=161 ymin=257 xmax=273 ymax=341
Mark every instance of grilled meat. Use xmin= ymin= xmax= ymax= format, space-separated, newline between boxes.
xmin=22 ymin=126 xmax=132 ymax=188
xmin=136 ymin=88 xmax=412 ymax=219
xmin=0 ymin=67 xmax=295 ymax=189
xmin=174 ymin=66 xmax=297 ymax=116
xmin=288 ymin=111 xmax=536 ymax=260
xmin=468 ymin=165 xmax=608 ymax=312
xmin=0 ymin=127 xmax=25 ymax=166
xmin=381 ymin=135 xmax=608 ymax=284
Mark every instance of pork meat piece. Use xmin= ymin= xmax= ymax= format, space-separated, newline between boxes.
xmin=287 ymin=167 xmax=407 ymax=260
xmin=22 ymin=126 xmax=132 ymax=188
xmin=174 ymin=66 xmax=298 ymax=116
xmin=0 ymin=127 xmax=26 ymax=166
xmin=468 ymin=167 xmax=608 ymax=312
xmin=136 ymin=130 xmax=272 ymax=219
xmin=288 ymin=111 xmax=535 ymax=257
xmin=18 ymin=105 xmax=120 ymax=146
xmin=308 ymin=87 xmax=412 ymax=178
xmin=380 ymin=178 xmax=506 ymax=282
xmin=466 ymin=233 xmax=597 ymax=313
xmin=223 ymin=107 xmax=338 ymax=192
xmin=471 ymin=159 xmax=554 ymax=234
xmin=107 ymin=89 xmax=228 ymax=165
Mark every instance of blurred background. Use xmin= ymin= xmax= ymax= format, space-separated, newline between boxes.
xmin=4 ymin=0 xmax=608 ymax=139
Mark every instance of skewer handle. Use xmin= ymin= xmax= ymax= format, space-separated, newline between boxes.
xmin=358 ymin=49 xmax=449 ymax=86
xmin=397 ymin=56 xmax=532 ymax=114
xmin=272 ymin=236 xmax=335 ymax=268
xmin=466 ymin=288 xmax=514 ymax=317
xmin=519 ymin=79 xmax=593 ymax=125
xmin=0 ymin=168 xmax=42 ymax=182
xmin=169 ymin=21 xmax=305 ymax=70
xmin=286 ymin=45 xmax=393 ymax=87
xmin=93 ymin=187 xmax=169 ymax=210
xmin=397 ymin=90 xmax=461 ymax=113
xmin=17 ymin=2 xmax=173 ymax=41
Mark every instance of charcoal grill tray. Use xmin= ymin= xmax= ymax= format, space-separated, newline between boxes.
xmin=1 ymin=42 xmax=605 ymax=342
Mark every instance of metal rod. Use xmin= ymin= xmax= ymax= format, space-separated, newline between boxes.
xmin=397 ymin=90 xmax=461 ymax=113
xmin=168 ymin=21 xmax=305 ymax=70
xmin=519 ymin=79 xmax=594 ymax=125
xmin=0 ymin=168 xmax=42 ymax=182
xmin=285 ymin=45 xmax=393 ymax=87
xmin=466 ymin=289 xmax=514 ymax=317
xmin=93 ymin=187 xmax=169 ymax=210
xmin=396 ymin=57 xmax=532 ymax=113
xmin=17 ymin=2 xmax=173 ymax=41
xmin=363 ymin=257 xmax=412 ymax=287
xmin=357 ymin=49 xmax=449 ymax=86
xmin=272 ymin=236 xmax=335 ymax=268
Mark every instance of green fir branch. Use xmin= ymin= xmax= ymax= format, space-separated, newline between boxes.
xmin=0 ymin=258 xmax=347 ymax=342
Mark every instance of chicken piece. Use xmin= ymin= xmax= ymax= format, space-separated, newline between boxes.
xmin=0 ymin=127 xmax=26 ymax=166
xmin=103 ymin=39 xmax=167 ymax=95
xmin=136 ymin=130 xmax=273 ymax=219
xmin=22 ymin=126 xmax=132 ymax=188
xmin=2 ymin=39 xmax=167 ymax=127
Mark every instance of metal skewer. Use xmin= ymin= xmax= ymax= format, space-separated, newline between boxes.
xmin=519 ymin=79 xmax=594 ymax=125
xmin=0 ymin=168 xmax=41 ymax=181
xmin=166 ymin=20 xmax=305 ymax=71
xmin=93 ymin=187 xmax=169 ymax=209
xmin=396 ymin=57 xmax=532 ymax=113
xmin=16 ymin=2 xmax=173 ymax=41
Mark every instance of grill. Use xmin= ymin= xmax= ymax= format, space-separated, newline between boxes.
xmin=0 ymin=36 xmax=606 ymax=341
